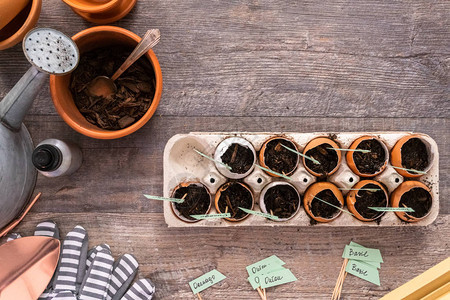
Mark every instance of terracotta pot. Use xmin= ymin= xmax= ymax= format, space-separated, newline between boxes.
xmin=259 ymin=136 xmax=299 ymax=177
xmin=391 ymin=134 xmax=434 ymax=178
xmin=303 ymin=182 xmax=344 ymax=223
xmin=302 ymin=137 xmax=341 ymax=177
xmin=0 ymin=0 xmax=42 ymax=50
xmin=259 ymin=181 xmax=300 ymax=221
xmin=214 ymin=137 xmax=256 ymax=180
xmin=214 ymin=182 xmax=254 ymax=222
xmin=346 ymin=136 xmax=389 ymax=177
xmin=61 ymin=0 xmax=137 ymax=24
xmin=346 ymin=180 xmax=388 ymax=222
xmin=390 ymin=181 xmax=432 ymax=222
xmin=49 ymin=26 xmax=162 ymax=139
xmin=170 ymin=182 xmax=212 ymax=223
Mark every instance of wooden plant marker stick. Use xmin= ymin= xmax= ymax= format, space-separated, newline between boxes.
xmin=281 ymin=144 xmax=320 ymax=165
xmin=332 ymin=258 xmax=348 ymax=300
xmin=256 ymin=287 xmax=265 ymax=300
xmin=263 ymin=288 xmax=267 ymax=300
xmin=197 ymin=293 xmax=203 ymax=300
xmin=194 ymin=149 xmax=232 ymax=170
xmin=327 ymin=147 xmax=371 ymax=153
xmin=392 ymin=165 xmax=427 ymax=175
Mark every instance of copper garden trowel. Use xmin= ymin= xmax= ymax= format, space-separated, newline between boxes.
xmin=0 ymin=236 xmax=60 ymax=300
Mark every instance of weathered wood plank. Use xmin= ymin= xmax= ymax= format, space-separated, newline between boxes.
xmin=0 ymin=0 xmax=448 ymax=117
xmin=11 ymin=212 xmax=450 ymax=299
xmin=24 ymin=116 xmax=449 ymax=215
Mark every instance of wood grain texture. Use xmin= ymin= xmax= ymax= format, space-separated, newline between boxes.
xmin=0 ymin=0 xmax=449 ymax=299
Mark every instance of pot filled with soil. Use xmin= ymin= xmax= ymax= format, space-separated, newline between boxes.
xmin=391 ymin=134 xmax=434 ymax=178
xmin=259 ymin=182 xmax=300 ymax=221
xmin=346 ymin=180 xmax=388 ymax=222
xmin=390 ymin=181 xmax=432 ymax=222
xmin=50 ymin=26 xmax=162 ymax=139
xmin=347 ymin=136 xmax=389 ymax=177
xmin=259 ymin=136 xmax=299 ymax=177
xmin=170 ymin=182 xmax=212 ymax=223
xmin=303 ymin=182 xmax=344 ymax=223
xmin=214 ymin=181 xmax=254 ymax=222
xmin=214 ymin=137 xmax=256 ymax=179
xmin=303 ymin=137 xmax=341 ymax=177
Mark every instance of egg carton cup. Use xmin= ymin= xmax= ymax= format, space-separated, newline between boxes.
xmin=163 ymin=132 xmax=439 ymax=227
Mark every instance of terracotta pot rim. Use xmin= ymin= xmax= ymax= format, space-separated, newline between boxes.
xmin=302 ymin=137 xmax=341 ymax=177
xmin=259 ymin=181 xmax=301 ymax=222
xmin=346 ymin=180 xmax=388 ymax=222
xmin=71 ymin=0 xmax=137 ymax=24
xmin=259 ymin=136 xmax=300 ymax=177
xmin=49 ymin=26 xmax=163 ymax=139
xmin=62 ymin=0 xmax=121 ymax=13
xmin=170 ymin=182 xmax=212 ymax=223
xmin=347 ymin=136 xmax=389 ymax=177
xmin=214 ymin=137 xmax=256 ymax=179
xmin=214 ymin=181 xmax=254 ymax=222
xmin=0 ymin=0 xmax=42 ymax=50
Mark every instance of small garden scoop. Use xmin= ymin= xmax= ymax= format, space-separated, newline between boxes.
xmin=0 ymin=28 xmax=79 ymax=235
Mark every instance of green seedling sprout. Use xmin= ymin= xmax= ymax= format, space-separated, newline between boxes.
xmin=368 ymin=207 xmax=415 ymax=212
xmin=194 ymin=149 xmax=232 ymax=170
xmin=281 ymin=144 xmax=320 ymax=165
xmin=254 ymin=164 xmax=293 ymax=180
xmin=339 ymin=188 xmax=381 ymax=192
xmin=143 ymin=194 xmax=185 ymax=203
xmin=327 ymin=147 xmax=371 ymax=153
xmin=392 ymin=166 xmax=427 ymax=175
xmin=313 ymin=196 xmax=354 ymax=216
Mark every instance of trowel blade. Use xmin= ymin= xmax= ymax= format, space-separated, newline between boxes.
xmin=0 ymin=236 xmax=60 ymax=300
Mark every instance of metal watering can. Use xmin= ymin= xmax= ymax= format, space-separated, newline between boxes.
xmin=0 ymin=28 xmax=79 ymax=235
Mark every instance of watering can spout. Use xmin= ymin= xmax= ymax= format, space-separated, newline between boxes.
xmin=0 ymin=66 xmax=47 ymax=131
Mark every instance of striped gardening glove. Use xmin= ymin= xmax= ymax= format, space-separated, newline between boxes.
xmin=5 ymin=221 xmax=155 ymax=300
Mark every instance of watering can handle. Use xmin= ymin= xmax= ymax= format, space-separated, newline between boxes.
xmin=0 ymin=66 xmax=47 ymax=131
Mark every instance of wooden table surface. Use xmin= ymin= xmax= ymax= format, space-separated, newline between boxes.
xmin=1 ymin=0 xmax=449 ymax=299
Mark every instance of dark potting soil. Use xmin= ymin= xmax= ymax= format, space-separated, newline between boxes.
xmin=221 ymin=143 xmax=254 ymax=174
xmin=353 ymin=139 xmax=386 ymax=174
xmin=401 ymin=138 xmax=429 ymax=171
xmin=305 ymin=143 xmax=338 ymax=176
xmin=310 ymin=189 xmax=341 ymax=219
xmin=173 ymin=184 xmax=210 ymax=221
xmin=263 ymin=139 xmax=298 ymax=175
xmin=217 ymin=182 xmax=253 ymax=219
xmin=70 ymin=46 xmax=156 ymax=130
xmin=354 ymin=183 xmax=387 ymax=220
xmin=264 ymin=185 xmax=299 ymax=219
xmin=399 ymin=187 xmax=432 ymax=219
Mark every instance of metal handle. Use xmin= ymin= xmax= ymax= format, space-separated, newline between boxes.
xmin=111 ymin=29 xmax=161 ymax=81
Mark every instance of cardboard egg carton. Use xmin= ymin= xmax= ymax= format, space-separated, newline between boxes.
xmin=163 ymin=132 xmax=439 ymax=227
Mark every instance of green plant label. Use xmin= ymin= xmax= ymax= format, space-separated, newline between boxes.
xmin=189 ymin=269 xmax=226 ymax=294
xmin=247 ymin=266 xmax=287 ymax=289
xmin=345 ymin=259 xmax=380 ymax=286
xmin=349 ymin=242 xmax=381 ymax=268
xmin=343 ymin=245 xmax=383 ymax=263
xmin=190 ymin=213 xmax=231 ymax=220
xmin=368 ymin=207 xmax=414 ymax=212
xmin=143 ymin=194 xmax=185 ymax=203
xmin=246 ymin=255 xmax=285 ymax=276
xmin=239 ymin=207 xmax=279 ymax=220
xmin=259 ymin=268 xmax=297 ymax=289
